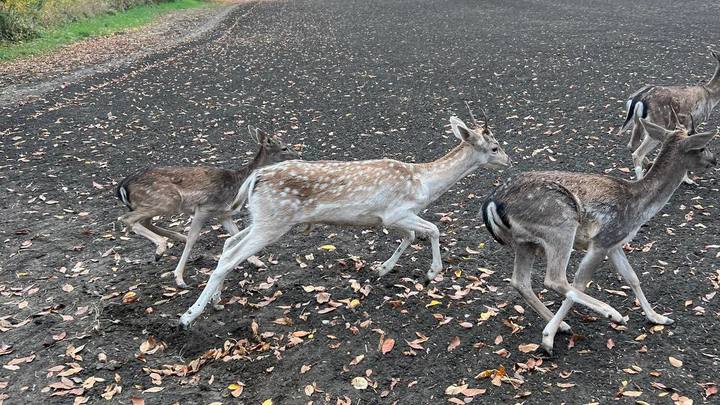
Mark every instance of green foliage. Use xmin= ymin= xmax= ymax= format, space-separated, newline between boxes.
xmin=0 ymin=0 xmax=194 ymax=42
xmin=0 ymin=0 xmax=208 ymax=59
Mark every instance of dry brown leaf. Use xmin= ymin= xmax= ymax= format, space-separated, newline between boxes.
xmin=381 ymin=338 xmax=395 ymax=354
xmin=668 ymin=356 xmax=683 ymax=368
xmin=447 ymin=336 xmax=460 ymax=352
xmin=518 ymin=343 xmax=539 ymax=353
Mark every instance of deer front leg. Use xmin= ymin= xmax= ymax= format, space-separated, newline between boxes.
xmin=391 ymin=215 xmax=442 ymax=282
xmin=541 ymin=246 xmax=606 ymax=354
xmin=544 ymin=240 xmax=626 ymax=324
xmin=608 ymin=248 xmax=674 ymax=325
xmin=377 ymin=229 xmax=415 ymax=277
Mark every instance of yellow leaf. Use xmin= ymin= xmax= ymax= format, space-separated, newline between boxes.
xmin=351 ymin=377 xmax=368 ymax=390
xmin=262 ymin=399 xmax=273 ymax=405
xmin=479 ymin=310 xmax=494 ymax=321
xmin=454 ymin=269 xmax=462 ymax=277
xmin=349 ymin=299 xmax=360 ymax=309
xmin=425 ymin=300 xmax=442 ymax=308
xmin=228 ymin=383 xmax=241 ymax=390
xmin=319 ymin=244 xmax=336 ymax=251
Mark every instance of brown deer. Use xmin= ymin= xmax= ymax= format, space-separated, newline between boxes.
xmin=116 ymin=126 xmax=298 ymax=288
xmin=483 ymin=118 xmax=716 ymax=354
xmin=618 ymin=48 xmax=720 ymax=183
xmin=179 ymin=109 xmax=512 ymax=328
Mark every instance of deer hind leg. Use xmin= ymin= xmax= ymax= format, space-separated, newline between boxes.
xmin=608 ymin=248 xmax=674 ymax=325
xmin=543 ymin=236 xmax=626 ymax=325
xmin=143 ymin=221 xmax=187 ymax=243
xmin=377 ymin=229 xmax=415 ymax=277
xmin=627 ymin=120 xmax=645 ymax=151
xmin=173 ymin=210 xmax=210 ymax=289
xmin=510 ymin=244 xmax=572 ymax=335
xmin=541 ymin=245 xmax=606 ymax=354
xmin=119 ymin=211 xmax=168 ymax=260
xmin=632 ymin=136 xmax=660 ymax=180
xmin=179 ymin=223 xmax=291 ymax=328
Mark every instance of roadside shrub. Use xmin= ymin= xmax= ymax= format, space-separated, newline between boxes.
xmin=0 ymin=0 xmax=180 ymax=42
xmin=0 ymin=8 xmax=40 ymax=41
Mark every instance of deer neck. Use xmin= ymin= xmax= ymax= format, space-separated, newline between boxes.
xmin=415 ymin=142 xmax=479 ymax=203
xmin=234 ymin=147 xmax=267 ymax=181
xmin=631 ymin=143 xmax=686 ymax=221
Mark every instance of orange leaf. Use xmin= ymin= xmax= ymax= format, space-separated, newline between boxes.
xmin=381 ymin=338 xmax=395 ymax=354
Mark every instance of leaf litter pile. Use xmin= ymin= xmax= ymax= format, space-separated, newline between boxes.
xmin=1 ymin=0 xmax=719 ymax=404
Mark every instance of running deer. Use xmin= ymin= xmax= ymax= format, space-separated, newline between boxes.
xmin=483 ymin=118 xmax=716 ymax=354
xmin=116 ymin=126 xmax=298 ymax=288
xmin=179 ymin=109 xmax=512 ymax=328
xmin=618 ymin=48 xmax=720 ymax=182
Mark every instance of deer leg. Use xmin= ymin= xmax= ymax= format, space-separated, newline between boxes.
xmin=120 ymin=211 xmax=168 ymax=260
xmin=542 ymin=245 xmax=606 ymax=354
xmin=179 ymin=224 xmax=290 ymax=329
xmin=510 ymin=245 xmax=572 ymax=335
xmin=608 ymin=248 xmax=674 ymax=325
xmin=173 ymin=210 xmax=210 ymax=289
xmin=632 ymin=136 xmax=660 ymax=180
xmin=144 ymin=221 xmax=187 ymax=243
xmin=391 ymin=215 xmax=442 ymax=282
xmin=377 ymin=229 xmax=415 ymax=277
xmin=221 ymin=216 xmax=241 ymax=235
xmin=627 ymin=121 xmax=644 ymax=151
xmin=543 ymin=239 xmax=626 ymax=325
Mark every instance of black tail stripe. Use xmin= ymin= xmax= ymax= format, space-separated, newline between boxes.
xmin=481 ymin=198 xmax=506 ymax=246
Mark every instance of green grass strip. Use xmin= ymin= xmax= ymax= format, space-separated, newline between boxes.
xmin=0 ymin=0 xmax=211 ymax=61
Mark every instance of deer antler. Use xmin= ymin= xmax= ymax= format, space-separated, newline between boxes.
xmin=480 ymin=107 xmax=490 ymax=132
xmin=464 ymin=101 xmax=480 ymax=128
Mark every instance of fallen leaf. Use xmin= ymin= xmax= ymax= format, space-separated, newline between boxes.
xmin=668 ymin=356 xmax=683 ymax=368
xmin=447 ymin=336 xmax=460 ymax=352
xmin=351 ymin=377 xmax=368 ymax=390
xmin=518 ymin=343 xmax=539 ymax=353
xmin=381 ymin=338 xmax=395 ymax=354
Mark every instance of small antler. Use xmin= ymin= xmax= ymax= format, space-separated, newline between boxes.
xmin=479 ymin=107 xmax=490 ymax=132
xmin=464 ymin=101 xmax=480 ymax=128
xmin=669 ymin=106 xmax=681 ymax=128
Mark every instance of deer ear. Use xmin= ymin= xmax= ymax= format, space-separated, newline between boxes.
xmin=256 ymin=129 xmax=272 ymax=146
xmin=681 ymin=131 xmax=716 ymax=152
xmin=450 ymin=117 xmax=474 ymax=142
xmin=640 ymin=119 xmax=672 ymax=142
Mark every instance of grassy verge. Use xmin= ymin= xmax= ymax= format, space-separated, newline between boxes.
xmin=0 ymin=0 xmax=211 ymax=61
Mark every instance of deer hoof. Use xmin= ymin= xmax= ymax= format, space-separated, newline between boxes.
xmin=559 ymin=321 xmax=572 ymax=334
xmin=541 ymin=339 xmax=554 ymax=356
xmin=176 ymin=280 xmax=189 ymax=289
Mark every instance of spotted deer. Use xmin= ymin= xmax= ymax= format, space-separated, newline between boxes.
xmin=179 ymin=109 xmax=512 ymax=328
xmin=483 ymin=118 xmax=716 ymax=354
xmin=618 ymin=48 xmax=720 ymax=182
xmin=116 ymin=126 xmax=298 ymax=288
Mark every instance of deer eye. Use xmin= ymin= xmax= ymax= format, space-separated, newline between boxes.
xmin=491 ymin=146 xmax=499 ymax=153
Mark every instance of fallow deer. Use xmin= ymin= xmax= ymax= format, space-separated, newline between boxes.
xmin=179 ymin=109 xmax=511 ymax=328
xmin=483 ymin=118 xmax=716 ymax=354
xmin=116 ymin=126 xmax=298 ymax=288
xmin=618 ymin=48 xmax=720 ymax=182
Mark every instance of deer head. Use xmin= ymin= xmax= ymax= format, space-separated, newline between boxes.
xmin=640 ymin=118 xmax=717 ymax=172
xmin=450 ymin=105 xmax=511 ymax=169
